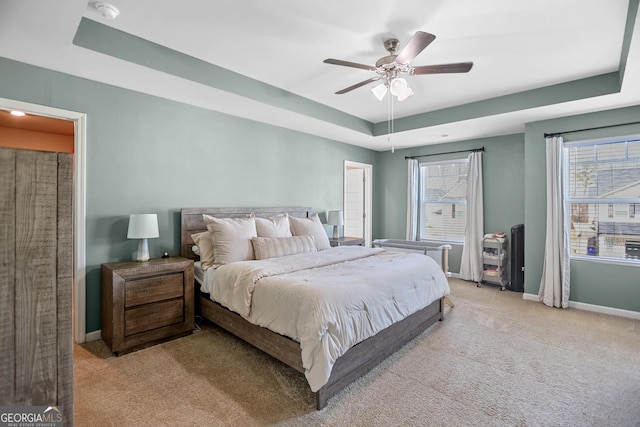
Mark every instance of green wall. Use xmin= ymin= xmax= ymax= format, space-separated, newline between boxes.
xmin=0 ymin=57 xmax=377 ymax=333
xmin=525 ymin=105 xmax=640 ymax=312
xmin=375 ymin=134 xmax=526 ymax=273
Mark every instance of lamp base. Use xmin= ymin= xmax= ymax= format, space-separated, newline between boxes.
xmin=136 ymin=238 xmax=150 ymax=262
xmin=332 ymin=226 xmax=339 ymax=239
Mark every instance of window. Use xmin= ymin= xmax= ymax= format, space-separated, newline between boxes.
xmin=565 ymin=136 xmax=640 ymax=261
xmin=419 ymin=159 xmax=468 ymax=241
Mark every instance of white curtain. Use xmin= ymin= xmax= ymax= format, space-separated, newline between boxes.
xmin=539 ymin=136 xmax=570 ymax=308
xmin=459 ymin=151 xmax=484 ymax=282
xmin=406 ymin=158 xmax=419 ymax=241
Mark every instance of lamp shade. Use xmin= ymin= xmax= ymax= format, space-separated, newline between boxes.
xmin=327 ymin=210 xmax=344 ymax=240
xmin=397 ymin=86 xmax=414 ymax=102
xmin=127 ymin=214 xmax=159 ymax=239
xmin=327 ymin=210 xmax=344 ymax=226
xmin=389 ymin=77 xmax=414 ymax=101
xmin=371 ymin=83 xmax=388 ymax=101
xmin=389 ymin=77 xmax=408 ymax=96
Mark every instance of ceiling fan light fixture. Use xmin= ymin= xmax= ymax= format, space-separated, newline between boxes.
xmin=371 ymin=83 xmax=388 ymax=101
xmin=323 ymin=30 xmax=472 ymax=151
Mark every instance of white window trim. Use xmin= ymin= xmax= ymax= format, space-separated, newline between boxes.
xmin=419 ymin=158 xmax=469 ymax=243
xmin=564 ymin=134 xmax=640 ymax=264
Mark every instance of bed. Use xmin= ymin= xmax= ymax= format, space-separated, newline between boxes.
xmin=180 ymin=207 xmax=450 ymax=409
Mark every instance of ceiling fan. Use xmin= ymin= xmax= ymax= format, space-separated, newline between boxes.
xmin=323 ymin=31 xmax=473 ymax=101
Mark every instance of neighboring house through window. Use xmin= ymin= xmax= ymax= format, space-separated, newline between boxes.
xmin=565 ymin=136 xmax=640 ymax=261
xmin=419 ymin=159 xmax=468 ymax=242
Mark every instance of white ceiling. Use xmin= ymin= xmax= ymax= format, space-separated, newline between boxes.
xmin=0 ymin=0 xmax=638 ymax=151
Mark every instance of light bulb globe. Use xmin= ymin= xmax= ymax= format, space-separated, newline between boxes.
xmin=371 ymin=83 xmax=388 ymax=101
xmin=389 ymin=78 xmax=408 ymax=96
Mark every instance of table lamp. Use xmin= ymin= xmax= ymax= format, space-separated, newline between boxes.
xmin=127 ymin=214 xmax=159 ymax=261
xmin=327 ymin=210 xmax=344 ymax=239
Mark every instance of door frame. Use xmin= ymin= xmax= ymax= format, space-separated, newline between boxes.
xmin=1 ymin=97 xmax=87 ymax=343
xmin=343 ymin=160 xmax=372 ymax=247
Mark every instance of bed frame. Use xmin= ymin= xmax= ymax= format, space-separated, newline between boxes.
xmin=180 ymin=207 xmax=445 ymax=409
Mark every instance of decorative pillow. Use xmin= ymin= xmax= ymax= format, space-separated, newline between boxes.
xmin=255 ymin=214 xmax=292 ymax=238
xmin=191 ymin=231 xmax=215 ymax=270
xmin=203 ymin=215 xmax=257 ymax=264
xmin=288 ymin=213 xmax=331 ymax=251
xmin=252 ymin=235 xmax=316 ymax=260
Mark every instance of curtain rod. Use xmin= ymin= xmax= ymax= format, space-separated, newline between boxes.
xmin=404 ymin=147 xmax=484 ymax=160
xmin=544 ymin=120 xmax=640 ymax=138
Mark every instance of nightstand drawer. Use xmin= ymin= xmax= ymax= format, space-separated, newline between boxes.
xmin=125 ymin=273 xmax=184 ymax=307
xmin=125 ymin=298 xmax=184 ymax=336
xmin=101 ymin=257 xmax=194 ymax=354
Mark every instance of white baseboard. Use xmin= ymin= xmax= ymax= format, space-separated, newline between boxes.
xmin=84 ymin=330 xmax=102 ymax=342
xmin=568 ymin=300 xmax=640 ymax=320
xmin=523 ymin=292 xmax=640 ymax=320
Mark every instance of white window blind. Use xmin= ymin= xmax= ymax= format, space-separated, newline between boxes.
xmin=419 ymin=159 xmax=468 ymax=242
xmin=565 ymin=136 xmax=640 ymax=260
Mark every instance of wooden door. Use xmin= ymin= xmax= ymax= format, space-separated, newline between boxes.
xmin=0 ymin=148 xmax=72 ymax=420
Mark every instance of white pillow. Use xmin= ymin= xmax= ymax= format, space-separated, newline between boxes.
xmin=191 ymin=231 xmax=215 ymax=270
xmin=252 ymin=235 xmax=316 ymax=260
xmin=288 ymin=213 xmax=331 ymax=251
xmin=203 ymin=215 xmax=257 ymax=264
xmin=255 ymin=214 xmax=292 ymax=238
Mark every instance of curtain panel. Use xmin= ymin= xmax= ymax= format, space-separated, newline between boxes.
xmin=459 ymin=151 xmax=484 ymax=282
xmin=406 ymin=158 xmax=419 ymax=241
xmin=539 ymin=136 xmax=570 ymax=308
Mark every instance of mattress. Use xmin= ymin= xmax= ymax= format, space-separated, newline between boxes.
xmin=194 ymin=261 xmax=219 ymax=294
xmin=198 ymin=246 xmax=450 ymax=392
xmin=194 ymin=261 xmax=204 ymax=286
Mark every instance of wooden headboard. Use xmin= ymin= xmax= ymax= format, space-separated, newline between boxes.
xmin=180 ymin=207 xmax=312 ymax=260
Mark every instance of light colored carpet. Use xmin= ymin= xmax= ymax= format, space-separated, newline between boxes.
xmin=74 ymin=279 xmax=640 ymax=426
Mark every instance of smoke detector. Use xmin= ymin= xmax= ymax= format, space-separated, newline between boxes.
xmin=95 ymin=2 xmax=120 ymax=20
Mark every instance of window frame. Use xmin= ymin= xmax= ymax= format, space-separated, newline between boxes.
xmin=418 ymin=158 xmax=469 ymax=243
xmin=564 ymin=134 xmax=640 ymax=265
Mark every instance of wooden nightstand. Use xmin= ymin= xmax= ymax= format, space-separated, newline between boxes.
xmin=329 ymin=236 xmax=365 ymax=247
xmin=101 ymin=257 xmax=194 ymax=355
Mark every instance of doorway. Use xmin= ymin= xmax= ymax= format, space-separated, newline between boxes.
xmin=343 ymin=161 xmax=372 ymax=247
xmin=0 ymin=97 xmax=87 ymax=343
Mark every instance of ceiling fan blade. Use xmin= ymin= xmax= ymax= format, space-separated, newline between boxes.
xmin=335 ymin=77 xmax=381 ymax=94
xmin=412 ymin=62 xmax=474 ymax=75
xmin=323 ymin=58 xmax=376 ymax=71
xmin=395 ymin=31 xmax=436 ymax=65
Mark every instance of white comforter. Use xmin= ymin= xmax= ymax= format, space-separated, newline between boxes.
xmin=207 ymin=246 xmax=450 ymax=392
